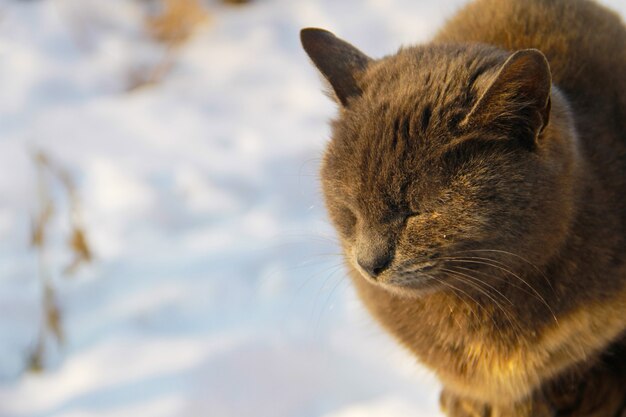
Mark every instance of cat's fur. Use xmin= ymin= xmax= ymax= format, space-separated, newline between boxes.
xmin=301 ymin=0 xmax=626 ymax=416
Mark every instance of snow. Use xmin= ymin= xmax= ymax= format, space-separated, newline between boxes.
xmin=0 ymin=0 xmax=624 ymax=416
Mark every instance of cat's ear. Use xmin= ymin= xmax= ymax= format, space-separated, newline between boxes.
xmin=462 ymin=49 xmax=552 ymax=148
xmin=300 ymin=28 xmax=371 ymax=107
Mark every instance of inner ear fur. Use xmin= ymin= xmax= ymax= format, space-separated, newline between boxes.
xmin=462 ymin=49 xmax=552 ymax=147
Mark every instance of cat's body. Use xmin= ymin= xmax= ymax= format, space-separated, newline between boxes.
xmin=301 ymin=0 xmax=626 ymax=415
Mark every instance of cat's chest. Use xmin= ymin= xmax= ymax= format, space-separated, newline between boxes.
xmin=350 ymin=266 xmax=626 ymax=403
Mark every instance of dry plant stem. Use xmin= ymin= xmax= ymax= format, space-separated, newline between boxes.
xmin=126 ymin=44 xmax=177 ymax=92
xmin=28 ymin=150 xmax=91 ymax=372
xmin=147 ymin=0 xmax=208 ymax=45
xmin=129 ymin=0 xmax=210 ymax=91
xmin=29 ymin=152 xmax=58 ymax=371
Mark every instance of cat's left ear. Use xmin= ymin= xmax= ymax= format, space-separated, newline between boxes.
xmin=462 ymin=49 xmax=552 ymax=148
xmin=300 ymin=28 xmax=372 ymax=107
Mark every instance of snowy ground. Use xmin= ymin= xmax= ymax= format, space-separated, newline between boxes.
xmin=0 ymin=0 xmax=625 ymax=416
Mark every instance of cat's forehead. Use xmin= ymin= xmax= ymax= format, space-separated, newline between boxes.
xmin=363 ymin=46 xmax=503 ymax=118
xmin=325 ymin=45 xmax=506 ymax=208
xmin=332 ymin=45 xmax=506 ymax=154
xmin=363 ymin=44 xmax=504 ymax=96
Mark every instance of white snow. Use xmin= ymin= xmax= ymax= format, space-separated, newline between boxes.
xmin=0 ymin=0 xmax=625 ymax=416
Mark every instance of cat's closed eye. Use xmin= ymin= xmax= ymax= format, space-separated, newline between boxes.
xmin=407 ymin=198 xmax=421 ymax=217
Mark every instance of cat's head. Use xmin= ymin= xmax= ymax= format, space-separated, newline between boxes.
xmin=301 ymin=28 xmax=580 ymax=298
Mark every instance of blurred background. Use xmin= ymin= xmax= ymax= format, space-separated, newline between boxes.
xmin=0 ymin=0 xmax=624 ymax=416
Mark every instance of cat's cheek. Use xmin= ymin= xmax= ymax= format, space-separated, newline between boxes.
xmin=401 ymin=215 xmax=449 ymax=249
xmin=342 ymin=212 xmax=357 ymax=237
xmin=328 ymin=204 xmax=357 ymax=239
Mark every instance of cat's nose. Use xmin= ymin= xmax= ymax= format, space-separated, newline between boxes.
xmin=357 ymin=252 xmax=392 ymax=278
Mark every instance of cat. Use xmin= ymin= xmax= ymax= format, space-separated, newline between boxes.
xmin=300 ymin=0 xmax=626 ymax=416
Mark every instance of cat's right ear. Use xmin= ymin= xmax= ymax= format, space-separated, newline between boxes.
xmin=461 ymin=49 xmax=552 ymax=149
xmin=300 ymin=28 xmax=371 ymax=107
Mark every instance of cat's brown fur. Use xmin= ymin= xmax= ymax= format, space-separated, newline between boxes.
xmin=301 ymin=0 xmax=626 ymax=415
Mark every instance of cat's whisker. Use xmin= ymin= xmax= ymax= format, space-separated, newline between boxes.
xmin=391 ymin=273 xmax=482 ymax=323
xmin=270 ymin=233 xmax=340 ymax=245
xmin=315 ymin=272 xmax=348 ymax=332
xmin=440 ymin=268 xmax=515 ymax=312
xmin=392 ymin=257 xmax=558 ymax=326
xmin=433 ymin=272 xmax=504 ymax=332
xmin=286 ymin=254 xmax=344 ymax=270
xmin=444 ymin=267 xmax=527 ymax=337
xmin=297 ymin=261 xmax=345 ymax=298
xmin=451 ymin=248 xmax=556 ymax=295
xmin=440 ymin=268 xmax=521 ymax=333
xmin=450 ymin=264 xmax=547 ymax=305
xmin=286 ymin=262 xmax=345 ymax=321
xmin=395 ymin=256 xmax=440 ymax=272
xmin=310 ymin=264 xmax=346 ymax=330
xmin=441 ymin=255 xmax=538 ymax=292
xmin=390 ymin=269 xmax=519 ymax=342
xmin=437 ymin=281 xmax=485 ymax=325
xmin=439 ymin=256 xmax=558 ymax=324
xmin=440 ymin=267 xmax=514 ymax=306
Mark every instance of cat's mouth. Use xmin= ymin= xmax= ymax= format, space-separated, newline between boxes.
xmin=388 ymin=262 xmax=441 ymax=288
xmin=357 ymin=259 xmax=444 ymax=296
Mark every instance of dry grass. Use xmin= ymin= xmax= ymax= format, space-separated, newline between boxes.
xmin=127 ymin=0 xmax=210 ymax=91
xmin=27 ymin=151 xmax=92 ymax=372
xmin=146 ymin=0 xmax=210 ymax=46
xmin=126 ymin=52 xmax=176 ymax=92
